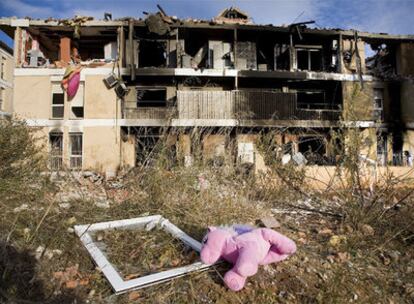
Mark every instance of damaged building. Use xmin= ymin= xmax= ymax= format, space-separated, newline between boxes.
xmin=0 ymin=7 xmax=414 ymax=176
xmin=0 ymin=40 xmax=13 ymax=119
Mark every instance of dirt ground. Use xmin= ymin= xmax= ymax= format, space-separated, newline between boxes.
xmin=1 ymin=166 xmax=413 ymax=304
xmin=1 ymin=120 xmax=413 ymax=303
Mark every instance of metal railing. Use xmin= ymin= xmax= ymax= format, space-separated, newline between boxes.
xmin=125 ymin=91 xmax=342 ymax=121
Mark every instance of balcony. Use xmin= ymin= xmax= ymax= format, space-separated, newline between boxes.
xmin=124 ymin=90 xmax=341 ymax=125
xmin=177 ymin=90 xmax=340 ymax=121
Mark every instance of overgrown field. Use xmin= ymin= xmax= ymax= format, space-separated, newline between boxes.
xmin=1 ymin=119 xmax=413 ymax=303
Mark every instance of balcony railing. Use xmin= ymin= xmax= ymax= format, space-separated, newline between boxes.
xmin=124 ymin=107 xmax=176 ymax=119
xmin=124 ymin=91 xmax=341 ymax=121
xmin=177 ymin=90 xmax=340 ymax=121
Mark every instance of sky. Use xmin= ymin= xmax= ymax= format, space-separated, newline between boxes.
xmin=1 ymin=0 xmax=413 ymax=47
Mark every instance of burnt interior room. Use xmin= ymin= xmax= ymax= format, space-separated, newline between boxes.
xmin=365 ymin=40 xmax=398 ymax=78
xmin=138 ymin=39 xmax=167 ymax=68
xmin=298 ymin=135 xmax=328 ymax=165
xmin=236 ymin=30 xmax=291 ymax=71
xmin=180 ymin=76 xmax=235 ymax=89
xmin=182 ymin=28 xmax=234 ymax=68
xmin=136 ymin=87 xmax=167 ymax=107
xmin=291 ymin=34 xmax=338 ymax=72
xmin=289 ymin=80 xmax=342 ymax=110
xmin=26 ymin=26 xmax=119 ymax=62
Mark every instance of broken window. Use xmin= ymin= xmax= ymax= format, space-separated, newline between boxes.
xmin=377 ymin=134 xmax=388 ymax=166
xmin=51 ymin=84 xmax=64 ymax=119
xmin=298 ymin=136 xmax=327 ymax=165
xmin=274 ymin=44 xmax=290 ymax=70
xmin=137 ymin=88 xmax=167 ymax=107
xmin=296 ymin=91 xmax=327 ymax=110
xmin=49 ymin=132 xmax=63 ymax=170
xmin=139 ymin=40 xmax=167 ymax=68
xmin=70 ymin=82 xmax=84 ymax=118
xmin=373 ymin=88 xmax=384 ymax=120
xmin=366 ymin=43 xmax=396 ymax=78
xmin=69 ymin=133 xmax=83 ymax=169
xmin=235 ymin=41 xmax=257 ymax=70
xmin=392 ymin=133 xmax=403 ymax=166
xmin=296 ymin=47 xmax=322 ymax=71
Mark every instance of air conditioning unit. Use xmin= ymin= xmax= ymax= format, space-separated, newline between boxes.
xmin=103 ymin=73 xmax=118 ymax=88
xmin=115 ymin=82 xmax=128 ymax=98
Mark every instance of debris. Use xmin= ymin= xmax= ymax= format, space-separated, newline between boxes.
xmin=35 ymin=245 xmax=45 ymax=260
xmin=318 ymin=228 xmax=333 ymax=235
xmin=65 ymin=280 xmax=78 ymax=289
xmin=281 ymin=154 xmax=291 ymax=165
xmin=66 ymin=217 xmax=77 ymax=225
xmin=145 ymin=13 xmax=171 ymax=35
xmin=95 ymin=200 xmax=110 ymax=209
xmin=128 ymin=291 xmax=141 ymax=301
xmin=13 ymin=204 xmax=29 ymax=213
xmin=328 ymin=235 xmax=347 ymax=247
xmin=292 ymin=152 xmax=307 ymax=165
xmin=59 ymin=203 xmax=71 ymax=209
xmin=258 ymin=216 xmax=281 ymax=229
xmin=361 ymin=224 xmax=375 ymax=236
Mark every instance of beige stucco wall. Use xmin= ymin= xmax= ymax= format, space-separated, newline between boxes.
xmin=342 ymin=82 xmax=373 ymax=121
xmin=84 ymin=75 xmax=119 ymax=119
xmin=341 ymin=39 xmax=366 ymax=74
xmin=13 ymin=76 xmax=51 ymax=119
xmin=83 ymin=126 xmax=120 ymax=174
xmin=121 ymin=133 xmax=136 ymax=169
xmin=13 ymin=73 xmax=125 ymax=174
xmin=203 ymin=134 xmax=226 ymax=159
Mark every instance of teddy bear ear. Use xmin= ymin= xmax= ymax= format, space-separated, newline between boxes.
xmin=208 ymin=226 xmax=216 ymax=232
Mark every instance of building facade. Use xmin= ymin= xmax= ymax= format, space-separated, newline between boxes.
xmin=0 ymin=40 xmax=13 ymax=118
xmin=1 ymin=8 xmax=414 ymax=175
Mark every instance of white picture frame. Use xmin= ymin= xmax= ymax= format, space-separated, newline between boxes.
xmin=74 ymin=215 xmax=211 ymax=294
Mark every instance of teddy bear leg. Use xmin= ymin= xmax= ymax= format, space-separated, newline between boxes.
xmin=261 ymin=249 xmax=289 ymax=265
xmin=234 ymin=246 xmax=259 ymax=277
xmin=224 ymin=269 xmax=247 ymax=291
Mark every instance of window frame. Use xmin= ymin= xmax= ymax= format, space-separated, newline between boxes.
xmin=70 ymin=81 xmax=85 ymax=119
xmin=296 ymin=90 xmax=328 ymax=110
xmin=49 ymin=132 xmax=63 ymax=170
xmin=136 ymin=87 xmax=168 ymax=108
xmin=69 ymin=132 xmax=83 ymax=170
xmin=373 ymin=88 xmax=384 ymax=120
xmin=51 ymin=83 xmax=65 ymax=119
xmin=296 ymin=47 xmax=323 ymax=71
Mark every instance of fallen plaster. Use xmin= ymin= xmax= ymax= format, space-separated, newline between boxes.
xmin=74 ymin=215 xmax=211 ymax=294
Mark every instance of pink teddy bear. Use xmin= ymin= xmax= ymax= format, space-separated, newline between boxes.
xmin=200 ymin=226 xmax=296 ymax=291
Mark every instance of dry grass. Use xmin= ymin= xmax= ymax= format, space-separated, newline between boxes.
xmin=0 ymin=120 xmax=414 ymax=303
xmin=100 ymin=228 xmax=199 ymax=279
